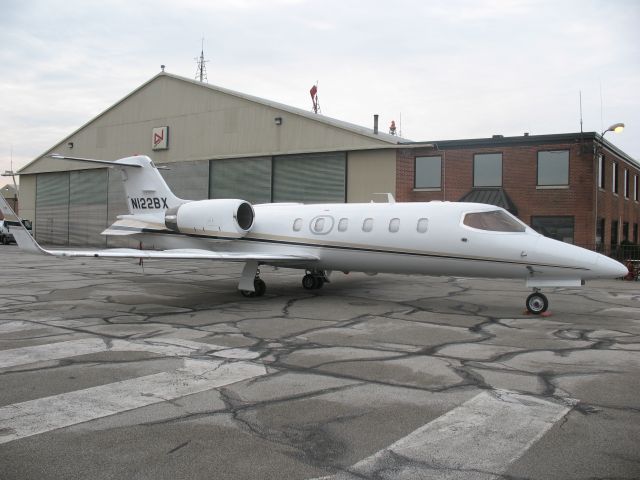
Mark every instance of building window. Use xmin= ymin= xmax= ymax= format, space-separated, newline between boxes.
xmin=623 ymin=222 xmax=629 ymax=242
xmin=338 ymin=218 xmax=348 ymax=232
xmin=634 ymin=223 xmax=638 ymax=244
xmin=537 ymin=150 xmax=569 ymax=186
xmin=389 ymin=218 xmax=400 ymax=233
xmin=415 ymin=156 xmax=442 ymax=189
xmin=596 ymin=218 xmax=605 ymax=247
xmin=531 ymin=216 xmax=575 ymax=244
xmin=635 ymin=175 xmax=639 ymax=201
xmin=473 ymin=153 xmax=502 ymax=187
xmin=417 ymin=218 xmax=429 ymax=233
xmin=613 ymin=163 xmax=619 ymax=194
xmin=598 ymin=155 xmax=605 ymax=189
xmin=611 ymin=220 xmax=619 ymax=246
xmin=362 ymin=218 xmax=373 ymax=232
xmin=624 ymin=169 xmax=629 ymax=198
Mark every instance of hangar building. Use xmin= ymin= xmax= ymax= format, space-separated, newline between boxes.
xmin=17 ymin=72 xmax=401 ymax=247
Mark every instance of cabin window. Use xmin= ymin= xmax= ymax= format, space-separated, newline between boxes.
xmin=417 ymin=218 xmax=429 ymax=233
xmin=389 ymin=218 xmax=400 ymax=233
xmin=362 ymin=218 xmax=373 ymax=232
xmin=313 ymin=217 xmax=325 ymax=233
xmin=338 ymin=218 xmax=348 ymax=232
xmin=463 ymin=210 xmax=526 ymax=233
xmin=310 ymin=215 xmax=334 ymax=235
xmin=293 ymin=218 xmax=303 ymax=231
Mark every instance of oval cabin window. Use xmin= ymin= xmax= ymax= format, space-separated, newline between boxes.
xmin=389 ymin=218 xmax=400 ymax=233
xmin=338 ymin=218 xmax=348 ymax=232
xmin=417 ymin=218 xmax=429 ymax=233
xmin=293 ymin=218 xmax=303 ymax=231
xmin=310 ymin=215 xmax=334 ymax=235
xmin=362 ymin=218 xmax=374 ymax=232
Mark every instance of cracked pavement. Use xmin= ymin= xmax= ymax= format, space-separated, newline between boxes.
xmin=0 ymin=245 xmax=639 ymax=479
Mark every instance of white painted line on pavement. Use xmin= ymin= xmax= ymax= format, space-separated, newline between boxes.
xmin=0 ymin=337 xmax=259 ymax=370
xmin=314 ymin=389 xmax=573 ymax=480
xmin=0 ymin=358 xmax=267 ymax=444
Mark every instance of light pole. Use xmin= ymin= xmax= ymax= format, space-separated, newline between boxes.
xmin=595 ymin=122 xmax=625 ymax=255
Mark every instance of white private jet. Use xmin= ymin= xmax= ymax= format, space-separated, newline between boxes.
xmin=0 ymin=154 xmax=627 ymax=314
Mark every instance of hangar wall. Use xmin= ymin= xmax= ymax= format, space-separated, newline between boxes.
xmin=19 ymin=72 xmax=401 ymax=246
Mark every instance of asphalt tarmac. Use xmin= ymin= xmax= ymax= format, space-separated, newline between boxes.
xmin=0 ymin=245 xmax=638 ymax=479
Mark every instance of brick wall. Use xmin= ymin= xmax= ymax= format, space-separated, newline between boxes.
xmin=396 ymin=138 xmax=640 ymax=248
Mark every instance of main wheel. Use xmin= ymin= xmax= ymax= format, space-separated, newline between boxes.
xmin=313 ymin=276 xmax=324 ymax=289
xmin=254 ymin=278 xmax=266 ymax=297
xmin=526 ymin=292 xmax=548 ymax=314
xmin=240 ymin=289 xmax=256 ymax=298
xmin=302 ymin=274 xmax=315 ymax=290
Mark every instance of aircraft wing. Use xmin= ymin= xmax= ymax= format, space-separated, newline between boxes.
xmin=0 ymin=194 xmax=317 ymax=263
xmin=37 ymin=248 xmax=317 ymax=262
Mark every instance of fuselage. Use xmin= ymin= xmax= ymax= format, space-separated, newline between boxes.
xmin=129 ymin=201 xmax=625 ymax=284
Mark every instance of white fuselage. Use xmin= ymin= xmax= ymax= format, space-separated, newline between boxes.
xmin=133 ymin=201 xmax=623 ymax=284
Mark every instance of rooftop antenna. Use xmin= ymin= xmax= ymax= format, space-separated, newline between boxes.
xmin=195 ymin=38 xmax=208 ymax=83
xmin=579 ymin=90 xmax=583 ymax=134
xmin=310 ymin=82 xmax=321 ymax=114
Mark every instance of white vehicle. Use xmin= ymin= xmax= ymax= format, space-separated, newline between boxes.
xmin=0 ymin=154 xmax=627 ymax=314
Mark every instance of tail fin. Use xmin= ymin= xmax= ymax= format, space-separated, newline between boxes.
xmin=49 ymin=154 xmax=184 ymax=214
xmin=112 ymin=156 xmax=184 ymax=214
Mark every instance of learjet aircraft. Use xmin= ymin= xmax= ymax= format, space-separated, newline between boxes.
xmin=0 ymin=154 xmax=627 ymax=314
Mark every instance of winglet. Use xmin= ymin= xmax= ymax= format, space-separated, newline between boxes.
xmin=0 ymin=195 xmax=48 ymax=255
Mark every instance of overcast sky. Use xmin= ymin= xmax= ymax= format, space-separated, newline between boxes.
xmin=1 ymin=0 xmax=638 ymax=186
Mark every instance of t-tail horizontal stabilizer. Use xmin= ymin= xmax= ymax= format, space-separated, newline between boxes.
xmin=48 ymin=153 xmax=183 ymax=215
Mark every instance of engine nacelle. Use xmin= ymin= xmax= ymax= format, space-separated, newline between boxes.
xmin=164 ymin=199 xmax=254 ymax=238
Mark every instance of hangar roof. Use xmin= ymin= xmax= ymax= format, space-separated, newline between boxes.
xmin=19 ymin=72 xmax=408 ymax=175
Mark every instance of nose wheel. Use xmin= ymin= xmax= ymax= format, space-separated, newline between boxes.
xmin=526 ymin=291 xmax=548 ymax=314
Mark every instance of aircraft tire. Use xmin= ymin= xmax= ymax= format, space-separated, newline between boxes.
xmin=240 ymin=289 xmax=256 ymax=298
xmin=313 ymin=276 xmax=324 ymax=289
xmin=302 ymin=274 xmax=316 ymax=290
xmin=526 ymin=292 xmax=548 ymax=314
xmin=254 ymin=278 xmax=266 ymax=296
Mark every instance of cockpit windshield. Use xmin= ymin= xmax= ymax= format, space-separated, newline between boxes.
xmin=463 ymin=210 xmax=526 ymax=233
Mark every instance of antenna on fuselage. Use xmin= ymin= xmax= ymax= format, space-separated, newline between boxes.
xmin=372 ymin=193 xmax=396 ymax=204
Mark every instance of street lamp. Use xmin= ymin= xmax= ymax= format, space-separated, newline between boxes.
xmin=601 ymin=122 xmax=625 ymax=137
xmin=595 ymin=121 xmax=625 ymax=256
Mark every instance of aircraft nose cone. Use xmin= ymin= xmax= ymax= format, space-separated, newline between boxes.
xmin=596 ymin=255 xmax=629 ymax=278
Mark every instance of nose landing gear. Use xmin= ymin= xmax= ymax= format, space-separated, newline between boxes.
xmin=526 ymin=290 xmax=549 ymax=314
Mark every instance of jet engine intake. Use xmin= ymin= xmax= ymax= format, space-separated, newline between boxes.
xmin=164 ymin=199 xmax=254 ymax=237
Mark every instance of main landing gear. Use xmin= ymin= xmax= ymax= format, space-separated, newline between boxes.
xmin=239 ymin=261 xmax=266 ymax=297
xmin=302 ymin=270 xmax=329 ymax=290
xmin=240 ymin=276 xmax=266 ymax=297
xmin=526 ymin=289 xmax=549 ymax=314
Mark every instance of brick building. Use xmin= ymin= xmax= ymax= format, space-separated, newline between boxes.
xmin=396 ymin=132 xmax=640 ymax=256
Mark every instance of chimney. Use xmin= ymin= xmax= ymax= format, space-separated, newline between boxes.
xmin=373 ymin=114 xmax=379 ymax=134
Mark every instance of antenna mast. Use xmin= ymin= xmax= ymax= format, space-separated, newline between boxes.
xmin=195 ymin=38 xmax=208 ymax=83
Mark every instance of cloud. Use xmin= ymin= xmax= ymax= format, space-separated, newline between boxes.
xmin=1 ymin=0 xmax=639 ymax=185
